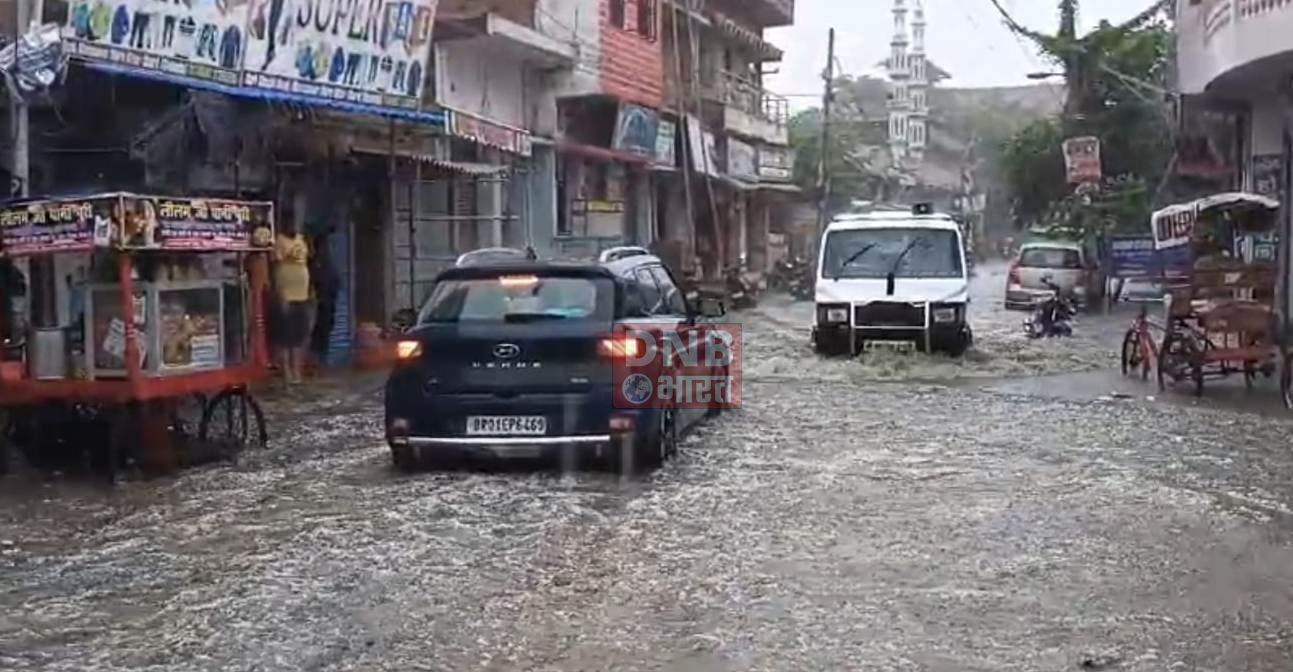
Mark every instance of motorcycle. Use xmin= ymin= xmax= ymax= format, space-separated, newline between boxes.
xmin=1023 ymin=277 xmax=1076 ymax=339
xmin=724 ymin=264 xmax=758 ymax=310
xmin=789 ymin=261 xmax=815 ymax=301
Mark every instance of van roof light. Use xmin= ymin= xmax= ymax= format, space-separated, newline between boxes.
xmin=912 ymin=203 xmax=934 ymax=216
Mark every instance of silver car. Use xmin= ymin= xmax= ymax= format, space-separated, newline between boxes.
xmin=1005 ymin=243 xmax=1099 ymax=310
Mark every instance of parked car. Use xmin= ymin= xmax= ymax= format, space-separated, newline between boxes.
xmin=1005 ymin=242 xmax=1100 ymax=311
xmin=385 ymin=249 xmax=728 ymax=473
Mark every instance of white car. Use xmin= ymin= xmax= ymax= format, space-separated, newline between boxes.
xmin=1005 ymin=242 xmax=1100 ymax=311
xmin=811 ymin=204 xmax=973 ymax=356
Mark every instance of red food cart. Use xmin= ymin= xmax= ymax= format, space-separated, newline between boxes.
xmin=0 ymin=192 xmax=274 ymax=481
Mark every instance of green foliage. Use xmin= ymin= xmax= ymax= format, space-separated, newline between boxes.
xmin=999 ymin=2 xmax=1173 ymax=236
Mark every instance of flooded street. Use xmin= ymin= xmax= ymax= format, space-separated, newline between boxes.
xmin=4 ymin=266 xmax=1293 ymax=671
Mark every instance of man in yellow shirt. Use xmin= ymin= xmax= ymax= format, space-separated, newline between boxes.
xmin=274 ymin=220 xmax=311 ymax=384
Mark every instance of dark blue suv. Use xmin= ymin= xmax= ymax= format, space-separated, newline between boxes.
xmin=384 ymin=247 xmax=728 ymax=472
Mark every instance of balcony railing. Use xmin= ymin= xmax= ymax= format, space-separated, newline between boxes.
xmin=718 ymin=71 xmax=789 ymax=126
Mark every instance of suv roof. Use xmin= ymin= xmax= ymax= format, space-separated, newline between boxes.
xmin=826 ymin=212 xmax=961 ymax=233
xmin=435 ymin=248 xmax=669 ymax=282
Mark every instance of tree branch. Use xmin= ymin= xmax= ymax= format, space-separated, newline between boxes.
xmin=985 ymin=0 xmax=1051 ymax=45
xmin=1116 ymin=0 xmax=1170 ymax=33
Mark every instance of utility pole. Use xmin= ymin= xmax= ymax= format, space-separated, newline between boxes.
xmin=814 ymin=28 xmax=835 ymax=247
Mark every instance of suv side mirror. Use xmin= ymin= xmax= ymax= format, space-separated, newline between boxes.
xmin=696 ymin=297 xmax=726 ymax=319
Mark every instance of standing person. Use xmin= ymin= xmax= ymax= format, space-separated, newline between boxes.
xmin=309 ymin=227 xmax=340 ymax=369
xmin=273 ymin=219 xmax=311 ymax=385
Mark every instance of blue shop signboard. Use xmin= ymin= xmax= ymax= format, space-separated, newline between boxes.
xmin=1109 ymin=235 xmax=1191 ymax=280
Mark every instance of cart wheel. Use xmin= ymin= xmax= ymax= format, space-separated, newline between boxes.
xmin=1282 ymin=354 xmax=1293 ymax=411
xmin=200 ymin=388 xmax=268 ymax=456
xmin=108 ymin=404 xmax=137 ymax=486
xmin=0 ymin=408 xmax=10 ymax=476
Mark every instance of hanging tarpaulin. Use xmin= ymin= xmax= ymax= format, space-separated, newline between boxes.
xmin=1063 ymin=136 xmax=1102 ymax=185
xmin=243 ymin=0 xmax=438 ymax=109
xmin=0 ymin=23 xmax=69 ymax=99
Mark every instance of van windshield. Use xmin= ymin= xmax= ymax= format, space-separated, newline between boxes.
xmin=823 ymin=227 xmax=964 ymax=279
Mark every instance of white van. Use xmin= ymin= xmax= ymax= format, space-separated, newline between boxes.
xmin=811 ymin=205 xmax=973 ymax=356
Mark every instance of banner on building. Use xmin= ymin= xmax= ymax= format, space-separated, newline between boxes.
xmin=655 ymin=120 xmax=676 ymax=167
xmin=758 ymin=145 xmax=795 ymax=181
xmin=64 ymin=0 xmax=253 ymax=84
xmin=448 ymin=109 xmax=532 ymax=157
xmin=243 ymin=0 xmax=437 ymax=109
xmin=65 ymin=0 xmax=438 ymax=110
xmin=726 ymin=138 xmax=758 ymax=182
xmin=1063 ymin=136 xmax=1102 ymax=184
xmin=0 ymin=194 xmax=274 ymax=256
xmin=613 ymin=103 xmax=660 ymax=159
xmin=684 ymin=115 xmax=719 ymax=177
xmin=1252 ymin=154 xmax=1284 ymax=200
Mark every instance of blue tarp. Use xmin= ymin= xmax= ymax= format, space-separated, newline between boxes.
xmin=80 ymin=60 xmax=447 ymax=127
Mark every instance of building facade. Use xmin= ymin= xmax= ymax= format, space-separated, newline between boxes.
xmin=886 ymin=0 xmax=930 ymax=168
xmin=660 ymin=0 xmax=798 ymax=281
xmin=1176 ymin=0 xmax=1293 ymax=317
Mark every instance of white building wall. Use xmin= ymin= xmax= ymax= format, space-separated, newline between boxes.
xmin=537 ymin=0 xmax=602 ymax=99
xmin=437 ymin=41 xmax=528 ymax=129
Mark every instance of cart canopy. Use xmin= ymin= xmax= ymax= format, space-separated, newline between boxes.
xmin=0 ymin=192 xmax=275 ymax=258
xmin=1152 ymin=192 xmax=1279 ymax=251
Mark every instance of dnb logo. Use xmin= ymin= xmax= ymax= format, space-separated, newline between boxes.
xmin=611 ymin=324 xmax=742 ymax=410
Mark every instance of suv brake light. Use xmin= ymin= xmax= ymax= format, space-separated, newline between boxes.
xmin=396 ymin=340 xmax=423 ymax=360
xmin=598 ymin=336 xmax=645 ymax=359
xmin=1008 ymin=264 xmax=1022 ymax=286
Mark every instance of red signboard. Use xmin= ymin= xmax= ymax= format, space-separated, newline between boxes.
xmin=449 ymin=110 xmax=532 ymax=157
xmin=1063 ymin=136 xmax=1103 ymax=184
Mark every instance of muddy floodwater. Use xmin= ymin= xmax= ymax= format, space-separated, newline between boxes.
xmin=3 ymin=265 xmax=1293 ymax=671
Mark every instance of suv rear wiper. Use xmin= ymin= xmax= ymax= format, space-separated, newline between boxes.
xmin=834 ymin=244 xmax=877 ymax=281
xmin=504 ymin=312 xmax=572 ymax=323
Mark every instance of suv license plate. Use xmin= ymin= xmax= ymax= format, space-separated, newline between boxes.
xmin=467 ymin=416 xmax=548 ymax=437
xmin=865 ymin=341 xmax=916 ymax=354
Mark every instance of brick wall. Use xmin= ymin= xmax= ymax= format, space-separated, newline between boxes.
xmin=599 ymin=0 xmax=664 ymax=109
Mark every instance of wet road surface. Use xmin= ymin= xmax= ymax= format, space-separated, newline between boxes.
xmin=3 ymin=266 xmax=1293 ymax=671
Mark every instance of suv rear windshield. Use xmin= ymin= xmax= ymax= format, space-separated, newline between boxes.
xmin=418 ymin=274 xmax=615 ymax=324
xmin=1019 ymin=247 xmax=1082 ymax=269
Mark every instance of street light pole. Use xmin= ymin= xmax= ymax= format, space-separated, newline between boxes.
xmin=814 ymin=28 xmax=835 ymax=248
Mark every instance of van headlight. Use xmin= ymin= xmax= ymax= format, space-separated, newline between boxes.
xmin=819 ymin=304 xmax=849 ymax=324
xmin=932 ymin=305 xmax=961 ymax=324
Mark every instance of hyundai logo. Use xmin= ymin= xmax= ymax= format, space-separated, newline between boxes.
xmin=493 ymin=343 xmax=521 ymax=359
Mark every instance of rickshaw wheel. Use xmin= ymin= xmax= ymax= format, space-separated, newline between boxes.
xmin=200 ymin=388 xmax=268 ymax=457
xmin=1157 ymin=333 xmax=1185 ymax=392
xmin=1120 ymin=330 xmax=1139 ymax=377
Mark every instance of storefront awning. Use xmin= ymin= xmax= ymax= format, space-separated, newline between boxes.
xmin=415 ymin=158 xmax=512 ymax=176
xmin=557 ymin=142 xmax=651 ymax=165
xmin=80 ymin=61 xmax=448 ymax=128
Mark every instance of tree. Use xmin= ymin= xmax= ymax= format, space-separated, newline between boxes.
xmin=994 ymin=0 xmax=1174 ymax=233
xmin=788 ymin=76 xmax=897 ymax=211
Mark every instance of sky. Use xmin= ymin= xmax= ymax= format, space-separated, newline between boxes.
xmin=766 ymin=0 xmax=1153 ymax=109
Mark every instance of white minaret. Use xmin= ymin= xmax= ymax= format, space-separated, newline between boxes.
xmin=907 ymin=0 xmax=928 ymax=164
xmin=887 ymin=0 xmax=911 ymax=162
